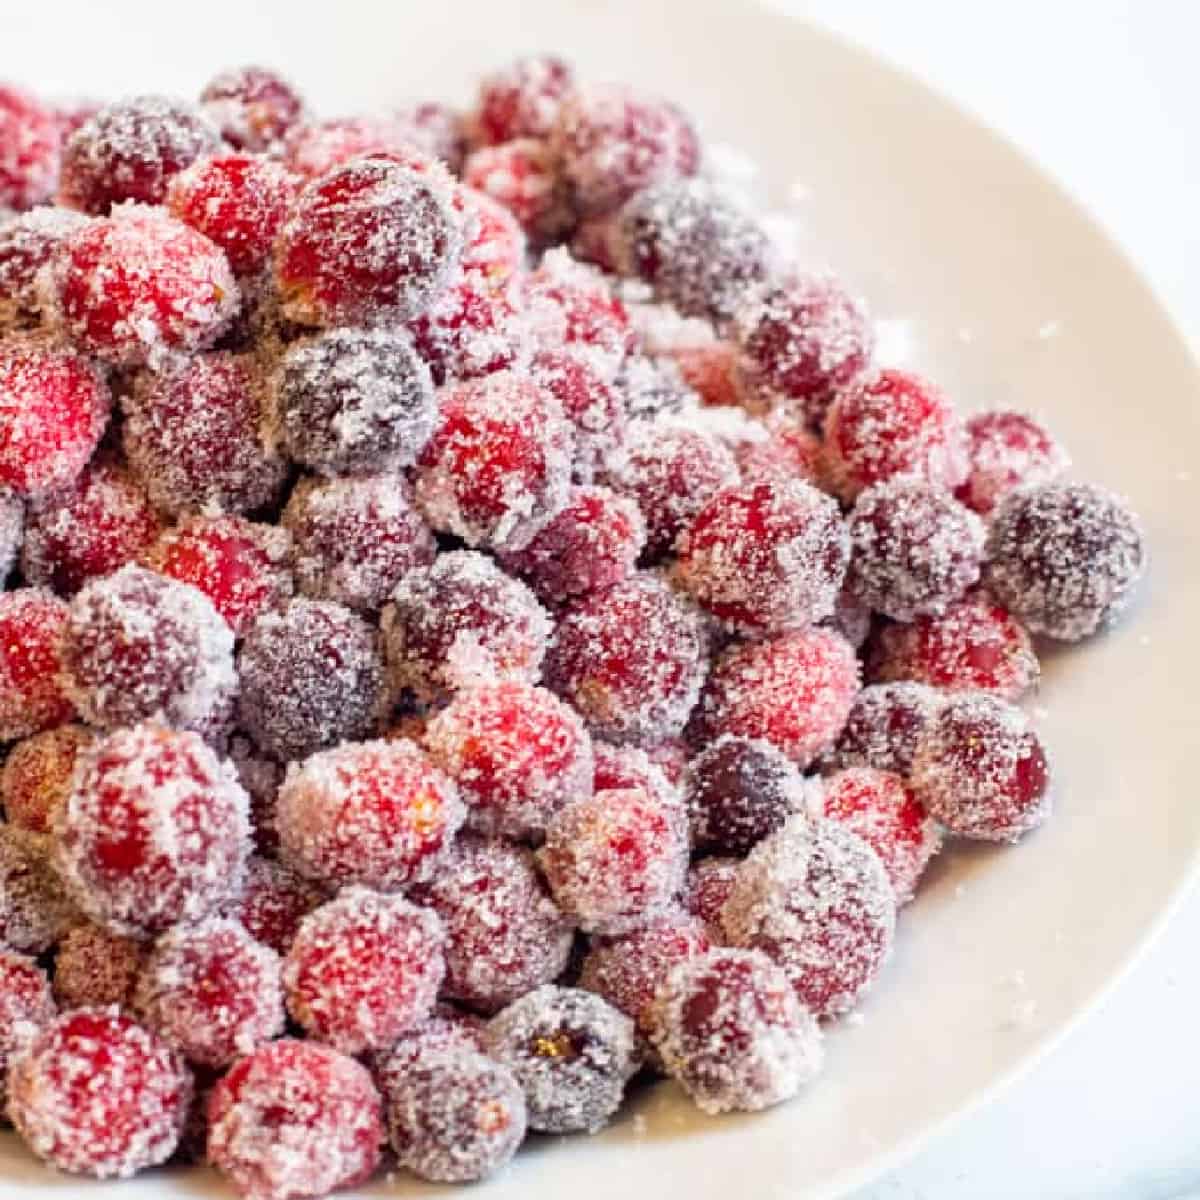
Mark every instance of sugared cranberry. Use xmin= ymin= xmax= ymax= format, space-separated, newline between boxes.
xmin=383 ymin=550 xmax=551 ymax=703
xmin=735 ymin=411 xmax=824 ymax=485
xmin=687 ymin=734 xmax=808 ymax=856
xmin=277 ymin=738 xmax=464 ymax=892
xmin=0 ymin=950 xmax=55 ymax=1105
xmin=483 ymin=985 xmax=639 ymax=1134
xmin=0 ymin=208 xmax=91 ymax=319
xmin=392 ymin=101 xmax=467 ymax=172
xmin=671 ymin=341 xmax=743 ymax=409
xmin=815 ymin=767 xmax=940 ymax=903
xmin=846 ymin=480 xmax=985 ymax=622
xmin=545 ymin=573 xmax=709 ymax=745
xmin=22 ymin=460 xmax=161 ymax=595
xmin=552 ymin=85 xmax=699 ymax=216
xmin=910 ymin=692 xmax=1052 ymax=842
xmin=374 ymin=1012 xmax=483 ymax=1082
xmin=200 ymin=66 xmax=306 ymax=152
xmin=825 ymin=681 xmax=943 ymax=776
xmin=454 ymin=184 xmax=527 ymax=278
xmin=414 ymin=370 xmax=573 ymax=552
xmin=529 ymin=349 xmax=627 ymax=484
xmin=463 ymin=139 xmax=573 ymax=242
xmin=225 ymin=855 xmax=324 ymax=957
xmin=474 ymin=55 xmax=575 ymax=145
xmin=983 ymin=481 xmax=1146 ymax=641
xmin=538 ymin=786 xmax=687 ymax=934
xmin=284 ymin=887 xmax=444 ymax=1054
xmin=733 ymin=276 xmax=873 ymax=431
xmin=676 ymin=478 xmax=849 ymax=635
xmin=608 ymin=425 xmax=738 ymax=560
xmin=54 ymin=723 xmax=249 ymax=936
xmin=207 ymin=1039 xmax=383 ymax=1200
xmin=0 ymin=826 xmax=78 ymax=954
xmin=283 ymin=474 xmax=434 ymax=612
xmin=51 ymin=923 xmax=144 ymax=1010
xmin=60 ymin=564 xmax=235 ymax=731
xmin=273 ymin=327 xmax=436 ymax=476
xmin=274 ymin=157 xmax=463 ymax=326
xmin=9 ymin=1008 xmax=192 ymax=1178
xmin=281 ymin=116 xmax=434 ymax=181
xmin=416 ymin=834 xmax=574 ymax=1011
xmin=1 ymin=724 xmax=93 ymax=834
xmin=167 ymin=153 xmax=297 ymax=275
xmin=593 ymin=740 xmax=681 ymax=808
xmin=0 ymin=589 xmax=75 ymax=739
xmin=723 ymin=816 xmax=896 ymax=1017
xmin=693 ymin=629 xmax=859 ymax=768
xmin=0 ymin=340 xmax=110 ymax=498
xmin=425 ymin=680 xmax=593 ymax=842
xmin=0 ymin=85 xmax=60 ymax=211
xmin=957 ymin=410 xmax=1070 ymax=515
xmin=823 ymin=368 xmax=969 ymax=502
xmin=684 ymin=857 xmax=740 ymax=939
xmin=52 ymin=206 xmax=239 ymax=366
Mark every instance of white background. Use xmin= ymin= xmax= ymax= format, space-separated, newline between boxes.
xmin=771 ymin=3 xmax=1200 ymax=1197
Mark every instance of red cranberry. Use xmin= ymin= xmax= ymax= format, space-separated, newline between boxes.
xmin=382 ymin=550 xmax=551 ymax=702
xmin=671 ymin=341 xmax=743 ymax=408
xmin=200 ymin=66 xmax=306 ymax=152
xmin=683 ymin=857 xmax=740 ymax=939
xmin=0 ymin=85 xmax=60 ymax=211
xmin=825 ymin=681 xmax=943 ymax=776
xmin=648 ymin=947 xmax=823 ymax=1113
xmin=474 ymin=55 xmax=575 ymax=145
xmin=454 ymin=183 xmax=527 ymax=277
xmin=52 ymin=923 xmax=144 ymax=1010
xmin=0 ymin=950 xmax=55 ymax=1103
xmin=676 ymin=478 xmax=850 ymax=635
xmin=823 ymin=368 xmax=969 ymax=502
xmin=735 ymin=411 xmax=823 ymax=485
xmin=225 ymin=855 xmax=324 ymax=957
xmin=0 ymin=208 xmax=91 ymax=318
xmin=1 ymin=723 xmax=93 ymax=835
xmin=54 ymin=723 xmax=249 ymax=936
xmin=425 ymin=680 xmax=593 ymax=842
xmin=284 ymin=887 xmax=445 ymax=1054
xmin=693 ymin=628 xmax=859 ymax=768
xmin=0 ymin=340 xmax=110 ymax=498
xmin=463 ymin=139 xmax=574 ymax=242
xmin=281 ymin=116 xmax=436 ymax=181
xmin=0 ymin=588 xmax=76 ymax=739
xmin=593 ymin=740 xmax=681 ymax=807
xmin=983 ymin=481 xmax=1146 ymax=641
xmin=483 ymin=985 xmax=639 ymax=1133
xmin=545 ymin=573 xmax=709 ymax=744
xmin=910 ymin=692 xmax=1052 ymax=842
xmin=9 ymin=1008 xmax=192 ymax=1178
xmin=957 ymin=410 xmax=1070 ymax=515
xmin=529 ymin=349 xmax=627 ymax=484
xmin=207 ymin=1039 xmax=383 ymax=1200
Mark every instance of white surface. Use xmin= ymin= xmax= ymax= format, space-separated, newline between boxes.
xmin=3 ymin=3 xmax=1200 ymax=1198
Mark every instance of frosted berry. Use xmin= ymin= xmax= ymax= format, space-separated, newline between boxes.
xmin=200 ymin=66 xmax=306 ymax=152
xmin=425 ymin=680 xmax=593 ymax=842
xmin=671 ymin=341 xmax=743 ymax=409
xmin=455 ymin=183 xmax=526 ymax=277
xmin=474 ymin=55 xmax=575 ymax=144
xmin=60 ymin=564 xmax=235 ymax=730
xmin=236 ymin=598 xmax=386 ymax=761
xmin=8 ymin=1008 xmax=192 ymax=1178
xmin=734 ymin=276 xmax=873 ymax=431
xmin=225 ymin=855 xmax=324 ymax=957
xmin=649 ymin=947 xmax=822 ymax=1114
xmin=0 ymin=951 xmax=55 ymax=1105
xmin=483 ymin=985 xmax=639 ymax=1134
xmin=416 ymin=834 xmax=574 ymax=1011
xmin=0 ymin=340 xmax=110 ymax=498
xmin=382 ymin=550 xmax=551 ymax=702
xmin=274 ymin=157 xmax=463 ymax=326
xmin=392 ymin=101 xmax=467 ymax=172
xmin=592 ymin=740 xmax=681 ymax=809
xmin=281 ymin=116 xmax=436 ymax=181
xmin=735 ymin=411 xmax=823 ymax=485
xmin=815 ymin=768 xmax=940 ymax=903
xmin=823 ymin=368 xmax=969 ymax=502
xmin=51 ymin=923 xmax=144 ymax=1010
xmin=910 ymin=692 xmax=1052 ymax=842
xmin=413 ymin=370 xmax=573 ymax=552
xmin=983 ymin=481 xmax=1146 ymax=641
xmin=273 ymin=328 xmax=437 ymax=476
xmin=846 ymin=481 xmax=985 ymax=622
xmin=0 ymin=208 xmax=91 ymax=320
xmin=374 ymin=1012 xmax=483 ymax=1082
xmin=0 ymin=588 xmax=75 ymax=740
xmin=684 ymin=857 xmax=740 ymax=938
xmin=283 ymin=887 xmax=445 ymax=1054
xmin=52 ymin=206 xmax=239 ymax=367
xmin=530 ymin=350 xmax=627 ymax=484
xmin=283 ymin=473 xmax=435 ymax=612
xmin=723 ymin=816 xmax=896 ymax=1017
xmin=277 ymin=738 xmax=464 ymax=892
xmin=1 ymin=724 xmax=93 ymax=834
xmin=207 ymin=1039 xmax=383 ymax=1200
xmin=693 ymin=628 xmax=860 ymax=768
xmin=825 ymin=681 xmax=943 ymax=776
xmin=538 ymin=786 xmax=688 ymax=934
xmin=676 ymin=478 xmax=849 ymax=634
xmin=0 ymin=826 xmax=78 ymax=953
xmin=545 ymin=573 xmax=709 ymax=744
xmin=463 ymin=138 xmax=573 ymax=242
xmin=957 ymin=410 xmax=1070 ymax=515
xmin=54 ymin=723 xmax=250 ymax=936
xmin=0 ymin=85 xmax=60 ymax=210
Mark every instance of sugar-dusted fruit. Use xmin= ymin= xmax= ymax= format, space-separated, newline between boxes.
xmin=825 ymin=681 xmax=943 ymax=776
xmin=200 ymin=65 xmax=306 ymax=152
xmin=0 ymin=84 xmax=61 ymax=211
xmin=957 ymin=410 xmax=1070 ymax=515
xmin=1 ymin=723 xmax=93 ymax=834
xmin=0 ymin=950 xmax=55 ymax=1105
xmin=0 ymin=588 xmax=75 ymax=740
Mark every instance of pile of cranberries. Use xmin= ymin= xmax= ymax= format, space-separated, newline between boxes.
xmin=0 ymin=53 xmax=1146 ymax=1200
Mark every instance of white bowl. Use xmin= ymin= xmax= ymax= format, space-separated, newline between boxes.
xmin=3 ymin=1 xmax=1200 ymax=1197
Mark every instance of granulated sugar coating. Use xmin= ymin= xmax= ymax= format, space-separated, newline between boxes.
xmin=983 ymin=481 xmax=1146 ymax=641
xmin=281 ymin=117 xmax=440 ymax=183
xmin=683 ymin=856 xmax=741 ymax=938
xmin=8 ymin=1007 xmax=192 ymax=1178
xmin=956 ymin=409 xmax=1070 ymax=515
xmin=910 ymin=691 xmax=1052 ymax=842
xmin=722 ymin=816 xmax=897 ymax=1017
xmin=273 ymin=328 xmax=437 ymax=476
xmin=276 ymin=738 xmax=464 ymax=892
xmin=0 ymin=723 xmax=93 ymax=834
xmin=0 ymin=825 xmax=79 ymax=953
xmin=200 ymin=66 xmax=307 ymax=153
xmin=474 ymin=54 xmax=575 ymax=145
xmin=0 ymin=588 xmax=75 ymax=740
xmin=648 ymin=947 xmax=823 ymax=1114
xmin=52 ymin=923 xmax=145 ymax=1010
xmin=0 ymin=84 xmax=61 ymax=211
xmin=224 ymin=855 xmax=324 ymax=958
xmin=416 ymin=834 xmax=574 ymax=1012
xmin=382 ymin=550 xmax=551 ymax=702
xmin=463 ymin=139 xmax=575 ymax=243
xmin=425 ymin=680 xmax=593 ymax=842
xmin=529 ymin=350 xmax=628 ymax=484
xmin=454 ymin=185 xmax=527 ymax=278
xmin=592 ymin=740 xmax=681 ymax=810
xmin=483 ymin=985 xmax=640 ymax=1133
xmin=734 ymin=410 xmax=823 ymax=486
xmin=206 ymin=1039 xmax=383 ymax=1200
xmin=0 ymin=207 xmax=92 ymax=319
xmin=54 ymin=723 xmax=250 ymax=936
xmin=846 ymin=480 xmax=985 ymax=622
xmin=393 ymin=101 xmax=468 ymax=174
xmin=0 ymin=950 xmax=56 ymax=1105
xmin=825 ymin=681 xmax=944 ymax=777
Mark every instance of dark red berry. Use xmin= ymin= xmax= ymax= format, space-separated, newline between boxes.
xmin=474 ymin=55 xmax=575 ymax=145
xmin=0 ymin=588 xmax=76 ymax=740
xmin=825 ymin=681 xmax=943 ymax=776
xmin=200 ymin=66 xmax=306 ymax=152
xmin=956 ymin=410 xmax=1069 ymax=515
